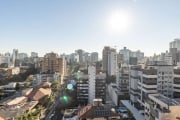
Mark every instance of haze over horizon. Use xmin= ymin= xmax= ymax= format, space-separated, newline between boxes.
xmin=0 ymin=0 xmax=180 ymax=57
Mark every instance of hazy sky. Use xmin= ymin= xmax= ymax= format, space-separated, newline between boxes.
xmin=0 ymin=0 xmax=180 ymax=57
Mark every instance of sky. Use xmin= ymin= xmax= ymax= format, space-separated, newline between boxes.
xmin=0 ymin=0 xmax=180 ymax=57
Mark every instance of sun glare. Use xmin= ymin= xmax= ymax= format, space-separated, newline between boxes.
xmin=108 ymin=10 xmax=131 ymax=34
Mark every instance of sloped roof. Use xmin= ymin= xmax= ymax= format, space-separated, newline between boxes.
xmin=32 ymin=88 xmax=51 ymax=101
xmin=6 ymin=96 xmax=27 ymax=106
xmin=41 ymin=82 xmax=52 ymax=88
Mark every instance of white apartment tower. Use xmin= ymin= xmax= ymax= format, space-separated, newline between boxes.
xmin=108 ymin=49 xmax=117 ymax=76
xmin=88 ymin=66 xmax=96 ymax=104
xmin=169 ymin=38 xmax=180 ymax=51
xmin=12 ymin=49 xmax=18 ymax=66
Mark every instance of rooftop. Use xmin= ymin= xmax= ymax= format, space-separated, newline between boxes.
xmin=149 ymin=94 xmax=180 ymax=106
xmin=6 ymin=96 xmax=27 ymax=106
xmin=78 ymin=105 xmax=119 ymax=119
xmin=32 ymin=88 xmax=51 ymax=101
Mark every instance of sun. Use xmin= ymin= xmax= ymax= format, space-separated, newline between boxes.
xmin=108 ymin=10 xmax=131 ymax=34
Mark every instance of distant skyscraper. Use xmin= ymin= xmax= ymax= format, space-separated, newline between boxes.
xmin=88 ymin=66 xmax=96 ymax=104
xmin=102 ymin=46 xmax=111 ymax=72
xmin=83 ymin=52 xmax=91 ymax=63
xmin=102 ymin=46 xmax=117 ymax=76
xmin=119 ymin=47 xmax=131 ymax=64
xmin=169 ymin=39 xmax=180 ymax=65
xmin=69 ymin=53 xmax=79 ymax=64
xmin=169 ymin=38 xmax=180 ymax=51
xmin=75 ymin=49 xmax=84 ymax=63
xmin=108 ymin=48 xmax=117 ymax=76
xmin=90 ymin=52 xmax=98 ymax=63
xmin=12 ymin=49 xmax=18 ymax=66
xmin=170 ymin=48 xmax=180 ymax=65
xmin=0 ymin=53 xmax=10 ymax=67
xmin=31 ymin=52 xmax=38 ymax=58
xmin=18 ymin=53 xmax=28 ymax=60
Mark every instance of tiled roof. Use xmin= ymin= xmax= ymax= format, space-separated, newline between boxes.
xmin=32 ymin=88 xmax=51 ymax=101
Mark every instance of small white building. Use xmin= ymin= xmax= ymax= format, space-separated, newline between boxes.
xmin=88 ymin=66 xmax=96 ymax=104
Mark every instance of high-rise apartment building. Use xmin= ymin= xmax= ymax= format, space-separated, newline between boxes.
xmin=157 ymin=65 xmax=174 ymax=98
xmin=40 ymin=52 xmax=66 ymax=76
xmin=119 ymin=47 xmax=144 ymax=64
xmin=31 ymin=52 xmax=38 ymax=58
xmin=83 ymin=52 xmax=91 ymax=63
xmin=119 ymin=47 xmax=131 ymax=64
xmin=169 ymin=39 xmax=180 ymax=65
xmin=77 ymin=66 xmax=106 ymax=105
xmin=90 ymin=52 xmax=98 ymax=63
xmin=68 ymin=53 xmax=79 ymax=64
xmin=169 ymin=38 xmax=180 ymax=51
xmin=102 ymin=46 xmax=117 ymax=76
xmin=130 ymin=62 xmax=180 ymax=115
xmin=75 ymin=49 xmax=84 ymax=63
xmin=59 ymin=56 xmax=67 ymax=77
xmin=102 ymin=46 xmax=111 ymax=72
xmin=108 ymin=48 xmax=117 ymax=76
xmin=12 ymin=49 xmax=18 ymax=66
xmin=88 ymin=66 xmax=96 ymax=104
xmin=18 ymin=53 xmax=28 ymax=60
xmin=0 ymin=53 xmax=11 ymax=67
xmin=77 ymin=73 xmax=89 ymax=105
xmin=116 ymin=64 xmax=130 ymax=97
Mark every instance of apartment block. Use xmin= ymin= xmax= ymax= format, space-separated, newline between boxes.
xmin=77 ymin=74 xmax=89 ymax=105
xmin=32 ymin=73 xmax=60 ymax=86
xmin=77 ymin=66 xmax=106 ymax=105
xmin=102 ymin=46 xmax=117 ymax=76
xmin=116 ymin=64 xmax=130 ymax=97
xmin=40 ymin=52 xmax=66 ymax=76
xmin=130 ymin=62 xmax=180 ymax=115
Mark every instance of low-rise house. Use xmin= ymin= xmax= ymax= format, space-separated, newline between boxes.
xmin=6 ymin=96 xmax=27 ymax=107
xmin=31 ymin=88 xmax=51 ymax=101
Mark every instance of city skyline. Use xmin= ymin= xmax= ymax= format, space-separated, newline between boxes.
xmin=0 ymin=0 xmax=180 ymax=56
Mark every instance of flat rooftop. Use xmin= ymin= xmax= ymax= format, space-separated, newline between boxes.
xmin=149 ymin=94 xmax=180 ymax=106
